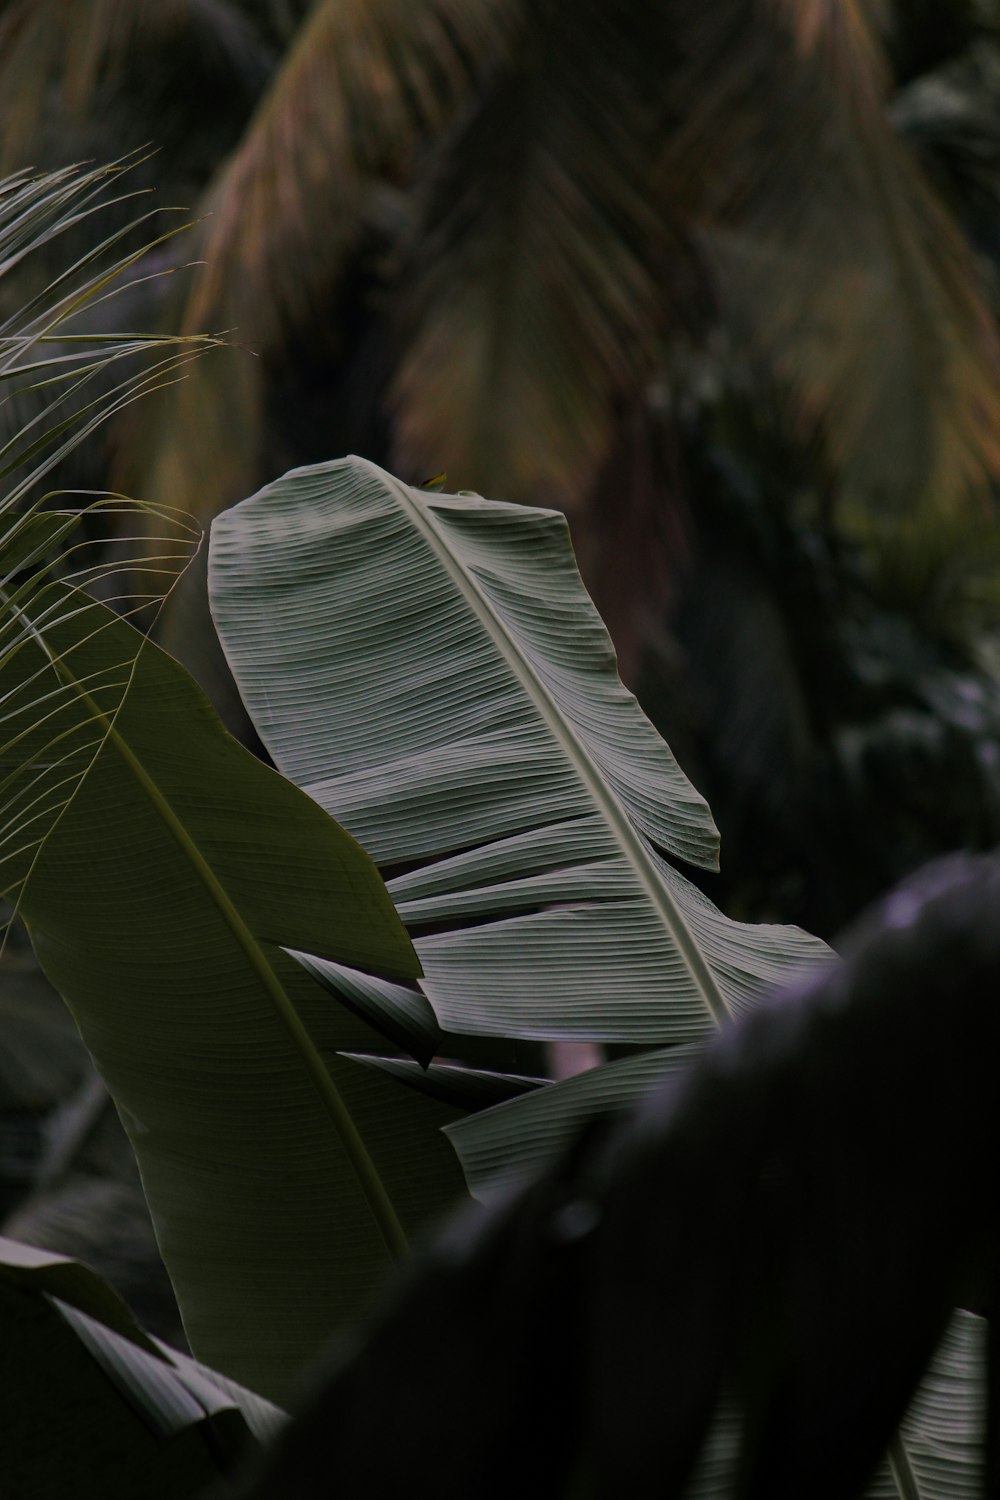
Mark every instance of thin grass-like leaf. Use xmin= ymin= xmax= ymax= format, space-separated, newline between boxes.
xmin=0 ymin=161 xmax=219 ymax=917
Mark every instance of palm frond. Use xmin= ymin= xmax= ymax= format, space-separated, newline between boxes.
xmin=0 ymin=159 xmax=213 ymax=915
xmin=122 ymin=0 xmax=518 ymax=614
xmin=0 ymin=0 xmax=273 ymax=170
xmin=665 ymin=0 xmax=1000 ymax=511
xmin=390 ymin=0 xmax=672 ymax=511
xmin=182 ymin=0 xmax=517 ymax=349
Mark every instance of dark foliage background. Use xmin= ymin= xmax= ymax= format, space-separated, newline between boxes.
xmin=2 ymin=1 xmax=1000 ymax=1469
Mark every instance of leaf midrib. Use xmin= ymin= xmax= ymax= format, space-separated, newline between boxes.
xmin=887 ymin=1436 xmax=923 ymax=1500
xmin=8 ymin=584 xmax=408 ymax=1261
xmin=376 ymin=461 xmax=732 ymax=1029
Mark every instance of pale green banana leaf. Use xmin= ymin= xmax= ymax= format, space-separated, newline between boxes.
xmin=872 ymin=1314 xmax=986 ymax=1499
xmin=9 ymin=586 xmax=469 ymax=1401
xmin=442 ymin=1044 xmax=700 ymax=1204
xmin=673 ymin=1312 xmax=986 ymax=1500
xmin=208 ymin=456 xmax=830 ymax=1049
xmin=0 ymin=1235 xmax=283 ymax=1500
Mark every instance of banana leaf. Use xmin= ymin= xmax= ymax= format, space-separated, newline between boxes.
xmin=209 ymin=456 xmax=830 ymax=1052
xmin=9 ymin=586 xmax=468 ymax=1401
xmin=209 ymin=459 xmax=984 ymax=1500
xmin=0 ymin=1235 xmax=283 ymax=1500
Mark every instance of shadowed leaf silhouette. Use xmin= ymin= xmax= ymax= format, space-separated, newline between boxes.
xmin=234 ymin=852 xmax=1000 ymax=1500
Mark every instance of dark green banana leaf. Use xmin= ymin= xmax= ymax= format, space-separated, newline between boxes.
xmin=8 ymin=585 xmax=468 ymax=1401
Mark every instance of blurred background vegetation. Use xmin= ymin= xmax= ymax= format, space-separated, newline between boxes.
xmin=2 ymin=0 xmax=1000 ymax=1322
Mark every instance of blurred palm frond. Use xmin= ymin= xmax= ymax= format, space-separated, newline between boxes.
xmin=0 ymin=0 xmax=274 ymax=172
xmin=390 ymin=0 xmax=675 ymax=509
xmin=665 ymin=0 xmax=1000 ymax=511
xmin=182 ymin=0 xmax=519 ymax=350
xmin=0 ymin=158 xmax=210 ymax=907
